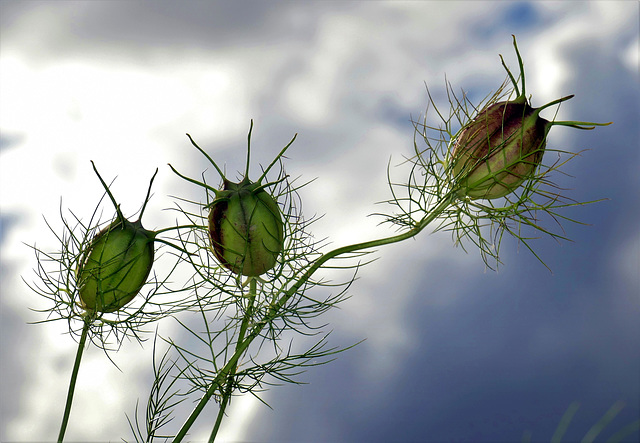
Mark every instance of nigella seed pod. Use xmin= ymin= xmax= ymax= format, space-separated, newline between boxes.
xmin=78 ymin=218 xmax=155 ymax=313
xmin=170 ymin=120 xmax=296 ymax=278
xmin=77 ymin=162 xmax=158 ymax=313
xmin=208 ymin=177 xmax=283 ymax=276
xmin=451 ymin=96 xmax=549 ymax=199
xmin=449 ymin=36 xmax=611 ymax=200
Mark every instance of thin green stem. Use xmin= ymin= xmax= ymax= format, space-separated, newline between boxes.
xmin=172 ymin=354 xmax=240 ymax=441
xmin=264 ymin=190 xmax=456 ymax=322
xmin=57 ymin=317 xmax=91 ymax=443
xmin=551 ymin=402 xmax=580 ymax=443
xmin=168 ymin=163 xmax=221 ymax=196
xmin=138 ymin=168 xmax=159 ymax=221
xmin=90 ymin=161 xmax=125 ymax=224
xmin=153 ymin=224 xmax=205 ymax=236
xmin=186 ymin=133 xmax=226 ymax=181
xmin=512 ymin=34 xmax=525 ymax=98
xmin=245 ymin=120 xmax=253 ymax=179
xmin=208 ymin=278 xmax=257 ymax=443
xmin=172 ymin=191 xmax=456 ymax=442
xmin=256 ymin=133 xmax=297 ymax=185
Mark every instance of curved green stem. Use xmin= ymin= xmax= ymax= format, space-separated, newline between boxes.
xmin=256 ymin=132 xmax=297 ymax=185
xmin=245 ymin=120 xmax=253 ymax=179
xmin=153 ymin=224 xmax=205 ymax=236
xmin=90 ymin=161 xmax=125 ymax=224
xmin=138 ymin=167 xmax=159 ymax=221
xmin=168 ymin=163 xmax=222 ymax=196
xmin=57 ymin=317 xmax=91 ymax=443
xmin=173 ymin=191 xmax=456 ymax=442
xmin=186 ymin=133 xmax=227 ymax=181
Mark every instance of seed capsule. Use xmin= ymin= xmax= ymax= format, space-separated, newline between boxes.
xmin=208 ymin=177 xmax=283 ymax=276
xmin=171 ymin=121 xmax=295 ymax=278
xmin=77 ymin=162 xmax=158 ymax=313
xmin=77 ymin=218 xmax=155 ymax=313
xmin=451 ymin=96 xmax=549 ymax=199
xmin=449 ymin=36 xmax=611 ymax=200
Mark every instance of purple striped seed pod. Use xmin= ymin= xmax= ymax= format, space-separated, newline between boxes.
xmin=448 ymin=36 xmax=611 ymax=200
xmin=450 ymin=96 xmax=549 ymax=200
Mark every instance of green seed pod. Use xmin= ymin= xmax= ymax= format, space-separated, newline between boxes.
xmin=449 ymin=36 xmax=611 ymax=200
xmin=78 ymin=218 xmax=155 ymax=313
xmin=170 ymin=121 xmax=295 ymax=277
xmin=76 ymin=162 xmax=158 ymax=313
xmin=208 ymin=177 xmax=283 ymax=276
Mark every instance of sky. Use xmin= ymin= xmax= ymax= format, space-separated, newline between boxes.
xmin=1 ymin=1 xmax=639 ymax=442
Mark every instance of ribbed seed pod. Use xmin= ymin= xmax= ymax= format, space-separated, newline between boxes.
xmin=449 ymin=36 xmax=610 ymax=200
xmin=76 ymin=162 xmax=158 ymax=313
xmin=208 ymin=177 xmax=283 ymax=276
xmin=77 ymin=218 xmax=155 ymax=313
xmin=451 ymin=96 xmax=549 ymax=200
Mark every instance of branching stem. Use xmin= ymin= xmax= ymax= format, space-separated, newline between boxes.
xmin=172 ymin=191 xmax=457 ymax=442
